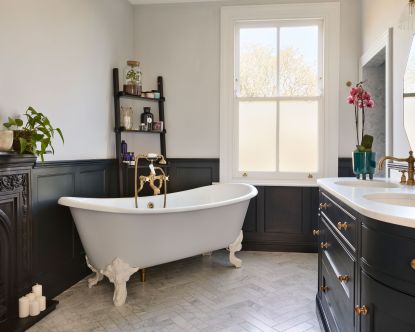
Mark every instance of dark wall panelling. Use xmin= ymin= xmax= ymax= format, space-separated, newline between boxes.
xmin=242 ymin=186 xmax=319 ymax=252
xmin=338 ymin=158 xmax=353 ymax=177
xmin=31 ymin=159 xmax=117 ymax=300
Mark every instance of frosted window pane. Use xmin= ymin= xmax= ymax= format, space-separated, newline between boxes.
xmin=404 ymin=97 xmax=415 ymax=150
xmin=239 ymin=101 xmax=277 ymax=171
xmin=239 ymin=28 xmax=277 ymax=97
xmin=279 ymin=101 xmax=318 ymax=172
xmin=404 ymin=38 xmax=415 ymax=93
xmin=279 ymin=26 xmax=319 ymax=96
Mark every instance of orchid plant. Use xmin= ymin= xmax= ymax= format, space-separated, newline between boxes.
xmin=347 ymin=81 xmax=375 ymax=152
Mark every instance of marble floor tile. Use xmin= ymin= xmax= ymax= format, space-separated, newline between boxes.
xmin=28 ymin=251 xmax=321 ymax=332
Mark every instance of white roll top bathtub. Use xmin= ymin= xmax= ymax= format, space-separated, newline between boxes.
xmin=58 ymin=183 xmax=257 ymax=306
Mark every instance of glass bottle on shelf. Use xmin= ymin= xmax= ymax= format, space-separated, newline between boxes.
xmin=121 ymin=106 xmax=133 ymax=130
xmin=140 ymin=107 xmax=154 ymax=131
xmin=123 ymin=60 xmax=142 ymax=95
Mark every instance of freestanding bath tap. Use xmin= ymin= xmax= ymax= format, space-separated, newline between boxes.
xmin=134 ymin=153 xmax=169 ymax=208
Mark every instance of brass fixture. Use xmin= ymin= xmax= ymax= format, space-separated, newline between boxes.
xmin=378 ymin=151 xmax=415 ymax=185
xmin=337 ymin=222 xmax=350 ymax=231
xmin=354 ymin=305 xmax=368 ymax=316
xmin=320 ymin=286 xmax=329 ymax=293
xmin=242 ymin=172 xmax=248 ymax=177
xmin=319 ymin=203 xmax=330 ymax=210
xmin=147 ymin=202 xmax=154 ymax=209
xmin=312 ymin=229 xmax=320 ymax=236
xmin=411 ymin=258 xmax=415 ymax=270
xmin=134 ymin=154 xmax=169 ymax=208
xmin=308 ymin=173 xmax=313 ymax=179
xmin=400 ymin=170 xmax=407 ymax=184
xmin=320 ymin=242 xmax=329 ymax=249
xmin=338 ymin=275 xmax=350 ymax=283
xmin=140 ymin=269 xmax=146 ymax=282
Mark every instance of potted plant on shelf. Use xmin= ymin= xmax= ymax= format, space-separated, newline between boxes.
xmin=3 ymin=106 xmax=64 ymax=162
xmin=347 ymin=81 xmax=376 ymax=180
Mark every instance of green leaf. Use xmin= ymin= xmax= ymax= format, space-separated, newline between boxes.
xmin=15 ymin=119 xmax=23 ymax=127
xmin=19 ymin=137 xmax=27 ymax=154
xmin=38 ymin=127 xmax=51 ymax=137
xmin=3 ymin=123 xmax=11 ymax=129
xmin=56 ymin=128 xmax=64 ymax=143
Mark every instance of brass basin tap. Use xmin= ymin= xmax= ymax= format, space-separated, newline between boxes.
xmin=378 ymin=151 xmax=414 ymax=185
xmin=134 ymin=153 xmax=169 ymax=208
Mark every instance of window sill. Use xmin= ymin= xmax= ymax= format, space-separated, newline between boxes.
xmin=221 ymin=178 xmax=319 ymax=187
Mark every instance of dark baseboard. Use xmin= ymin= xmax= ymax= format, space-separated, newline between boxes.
xmin=338 ymin=157 xmax=353 ymax=177
xmin=243 ymin=241 xmax=317 ymax=253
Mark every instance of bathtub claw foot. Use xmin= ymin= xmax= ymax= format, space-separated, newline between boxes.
xmin=85 ymin=256 xmax=104 ymax=288
xmin=101 ymin=257 xmax=139 ymax=306
xmin=228 ymin=231 xmax=243 ymax=268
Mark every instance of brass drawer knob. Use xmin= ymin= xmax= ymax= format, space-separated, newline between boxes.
xmin=320 ymin=286 xmax=329 ymax=293
xmin=319 ymin=203 xmax=330 ymax=210
xmin=338 ymin=275 xmax=350 ymax=283
xmin=313 ymin=229 xmax=320 ymax=236
xmin=320 ymin=242 xmax=329 ymax=249
xmin=411 ymin=258 xmax=415 ymax=270
xmin=337 ymin=222 xmax=350 ymax=231
xmin=354 ymin=305 xmax=368 ymax=316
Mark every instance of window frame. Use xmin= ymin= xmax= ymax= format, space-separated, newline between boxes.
xmin=220 ymin=3 xmax=340 ymax=185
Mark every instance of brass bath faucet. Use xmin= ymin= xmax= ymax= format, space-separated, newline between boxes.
xmin=134 ymin=153 xmax=169 ymax=208
xmin=378 ymin=150 xmax=414 ymax=185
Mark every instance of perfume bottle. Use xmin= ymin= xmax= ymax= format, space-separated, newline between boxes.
xmin=121 ymin=140 xmax=127 ymax=160
xmin=140 ymin=107 xmax=154 ymax=131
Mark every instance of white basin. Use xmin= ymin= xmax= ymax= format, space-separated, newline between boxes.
xmin=334 ymin=180 xmax=400 ymax=189
xmin=364 ymin=193 xmax=415 ymax=207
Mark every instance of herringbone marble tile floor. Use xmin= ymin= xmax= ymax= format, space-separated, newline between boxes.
xmin=28 ymin=251 xmax=321 ymax=332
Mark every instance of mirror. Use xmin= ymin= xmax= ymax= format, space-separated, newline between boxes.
xmin=403 ymin=35 xmax=415 ymax=150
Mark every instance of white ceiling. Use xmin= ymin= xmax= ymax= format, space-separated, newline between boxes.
xmin=128 ymin=0 xmax=222 ymax=4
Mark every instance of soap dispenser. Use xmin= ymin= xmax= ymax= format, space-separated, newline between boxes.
xmin=141 ymin=107 xmax=154 ymax=131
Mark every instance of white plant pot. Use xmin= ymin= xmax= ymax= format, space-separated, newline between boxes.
xmin=0 ymin=130 xmax=13 ymax=152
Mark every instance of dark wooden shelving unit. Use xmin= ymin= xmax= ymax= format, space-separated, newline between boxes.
xmin=112 ymin=68 xmax=166 ymax=196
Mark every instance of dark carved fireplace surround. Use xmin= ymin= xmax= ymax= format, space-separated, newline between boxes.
xmin=0 ymin=154 xmax=57 ymax=332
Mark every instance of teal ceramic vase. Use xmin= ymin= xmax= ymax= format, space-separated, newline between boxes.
xmin=353 ymin=151 xmax=376 ymax=180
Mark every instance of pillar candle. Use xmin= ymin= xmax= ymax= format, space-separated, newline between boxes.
xmin=18 ymin=296 xmax=29 ymax=318
xmin=29 ymin=300 xmax=40 ymax=316
xmin=32 ymin=284 xmax=42 ymax=297
xmin=25 ymin=292 xmax=36 ymax=302
xmin=38 ymin=296 xmax=46 ymax=311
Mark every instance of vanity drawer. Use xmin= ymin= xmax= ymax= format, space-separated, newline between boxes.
xmin=321 ymin=254 xmax=355 ymax=332
xmin=320 ymin=191 xmax=357 ymax=249
xmin=361 ymin=220 xmax=415 ymax=296
xmin=320 ymin=217 xmax=355 ymax=301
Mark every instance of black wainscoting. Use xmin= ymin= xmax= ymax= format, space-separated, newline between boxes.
xmin=242 ymin=186 xmax=319 ymax=252
xmin=31 ymin=159 xmax=117 ymax=299
xmin=338 ymin=158 xmax=353 ymax=177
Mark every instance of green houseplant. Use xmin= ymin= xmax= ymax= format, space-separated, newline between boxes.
xmin=3 ymin=106 xmax=64 ymax=161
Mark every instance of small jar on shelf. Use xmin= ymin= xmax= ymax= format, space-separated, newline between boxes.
xmin=121 ymin=107 xmax=133 ymax=130
xmin=123 ymin=60 xmax=142 ymax=95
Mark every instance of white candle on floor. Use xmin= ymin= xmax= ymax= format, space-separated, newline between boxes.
xmin=18 ymin=296 xmax=29 ymax=318
xmin=38 ymin=296 xmax=46 ymax=311
xmin=29 ymin=300 xmax=40 ymax=316
xmin=25 ymin=292 xmax=36 ymax=302
xmin=32 ymin=284 xmax=42 ymax=297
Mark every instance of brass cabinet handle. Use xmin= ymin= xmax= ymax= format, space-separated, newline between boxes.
xmin=337 ymin=222 xmax=350 ymax=231
xmin=354 ymin=305 xmax=368 ymax=316
xmin=338 ymin=275 xmax=350 ymax=283
xmin=320 ymin=286 xmax=329 ymax=293
xmin=313 ymin=229 xmax=320 ymax=236
xmin=320 ymin=242 xmax=329 ymax=249
xmin=411 ymin=258 xmax=415 ymax=270
xmin=319 ymin=203 xmax=330 ymax=210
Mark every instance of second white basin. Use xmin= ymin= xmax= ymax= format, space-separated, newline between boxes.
xmin=364 ymin=193 xmax=415 ymax=207
xmin=335 ymin=180 xmax=400 ymax=189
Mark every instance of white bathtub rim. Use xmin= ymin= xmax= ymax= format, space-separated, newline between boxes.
xmin=58 ymin=183 xmax=258 ymax=215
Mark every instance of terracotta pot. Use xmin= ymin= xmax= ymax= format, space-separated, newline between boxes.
xmin=13 ymin=130 xmax=34 ymax=154
xmin=0 ymin=130 xmax=13 ymax=151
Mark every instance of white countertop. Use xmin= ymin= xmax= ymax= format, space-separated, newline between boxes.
xmin=318 ymin=177 xmax=415 ymax=229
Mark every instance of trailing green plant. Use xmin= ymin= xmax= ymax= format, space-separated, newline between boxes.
xmin=3 ymin=106 xmax=64 ymax=161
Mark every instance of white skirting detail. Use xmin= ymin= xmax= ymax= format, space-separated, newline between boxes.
xmin=228 ymin=230 xmax=243 ymax=268
xmin=85 ymin=256 xmax=103 ymax=288
xmin=100 ymin=257 xmax=139 ymax=306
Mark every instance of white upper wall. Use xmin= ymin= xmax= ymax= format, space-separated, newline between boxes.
xmin=0 ymin=0 xmax=134 ymax=161
xmin=133 ymin=0 xmax=361 ymax=158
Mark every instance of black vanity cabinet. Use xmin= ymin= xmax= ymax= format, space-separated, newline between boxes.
xmin=316 ymin=189 xmax=415 ymax=332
